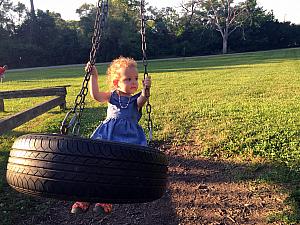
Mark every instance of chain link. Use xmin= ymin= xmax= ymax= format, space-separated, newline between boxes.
xmin=140 ymin=0 xmax=153 ymax=143
xmin=60 ymin=0 xmax=109 ymax=135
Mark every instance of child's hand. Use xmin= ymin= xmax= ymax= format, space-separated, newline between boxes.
xmin=85 ymin=62 xmax=98 ymax=76
xmin=142 ymin=76 xmax=151 ymax=98
xmin=143 ymin=76 xmax=151 ymax=89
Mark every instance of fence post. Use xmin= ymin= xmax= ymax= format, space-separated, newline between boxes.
xmin=60 ymin=96 xmax=67 ymax=111
xmin=0 ymin=99 xmax=4 ymax=112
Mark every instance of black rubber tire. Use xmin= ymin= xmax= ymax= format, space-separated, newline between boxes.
xmin=6 ymin=134 xmax=168 ymax=203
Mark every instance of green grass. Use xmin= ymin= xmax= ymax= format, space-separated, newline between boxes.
xmin=1 ymin=48 xmax=300 ymax=224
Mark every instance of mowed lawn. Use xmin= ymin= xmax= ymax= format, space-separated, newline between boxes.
xmin=1 ymin=48 xmax=300 ymax=172
xmin=0 ymin=48 xmax=300 ymax=223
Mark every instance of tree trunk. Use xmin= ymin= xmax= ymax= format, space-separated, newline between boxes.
xmin=30 ymin=0 xmax=35 ymax=16
xmin=29 ymin=0 xmax=36 ymax=44
xmin=222 ymin=34 xmax=228 ymax=54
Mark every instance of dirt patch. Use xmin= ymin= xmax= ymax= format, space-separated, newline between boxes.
xmin=14 ymin=145 xmax=289 ymax=225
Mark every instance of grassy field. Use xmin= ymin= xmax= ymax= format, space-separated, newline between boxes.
xmin=1 ymin=48 xmax=300 ymax=224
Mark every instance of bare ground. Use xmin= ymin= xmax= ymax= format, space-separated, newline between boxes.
xmin=14 ymin=145 xmax=289 ymax=225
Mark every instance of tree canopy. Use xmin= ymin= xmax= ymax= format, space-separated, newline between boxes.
xmin=0 ymin=0 xmax=299 ymax=68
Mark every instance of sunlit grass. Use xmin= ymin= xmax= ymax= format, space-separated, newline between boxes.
xmin=1 ymin=48 xmax=300 ymax=166
xmin=0 ymin=48 xmax=300 ymax=224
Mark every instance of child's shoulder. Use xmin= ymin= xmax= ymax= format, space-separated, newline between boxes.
xmin=129 ymin=92 xmax=142 ymax=103
xmin=132 ymin=91 xmax=141 ymax=99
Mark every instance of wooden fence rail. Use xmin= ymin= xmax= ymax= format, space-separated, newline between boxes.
xmin=0 ymin=86 xmax=69 ymax=135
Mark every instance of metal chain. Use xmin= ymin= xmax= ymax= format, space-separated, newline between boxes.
xmin=60 ymin=0 xmax=109 ymax=135
xmin=140 ymin=0 xmax=153 ymax=142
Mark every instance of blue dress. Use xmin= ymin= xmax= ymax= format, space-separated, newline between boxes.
xmin=90 ymin=90 xmax=147 ymax=146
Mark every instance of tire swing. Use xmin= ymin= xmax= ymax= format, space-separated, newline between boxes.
xmin=6 ymin=0 xmax=168 ymax=204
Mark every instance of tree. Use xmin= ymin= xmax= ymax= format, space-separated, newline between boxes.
xmin=147 ymin=6 xmax=179 ymax=57
xmin=181 ymin=0 xmax=249 ymax=54
xmin=75 ymin=0 xmax=141 ymax=61
xmin=179 ymin=0 xmax=200 ymax=29
xmin=233 ymin=0 xmax=276 ymax=51
xmin=204 ymin=0 xmax=250 ymax=54
xmin=0 ymin=0 xmax=14 ymax=34
xmin=102 ymin=0 xmax=141 ymax=60
xmin=0 ymin=0 xmax=27 ymax=32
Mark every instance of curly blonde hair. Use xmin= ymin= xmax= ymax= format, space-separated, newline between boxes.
xmin=107 ymin=56 xmax=137 ymax=90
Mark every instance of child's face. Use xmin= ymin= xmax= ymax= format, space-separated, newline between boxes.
xmin=116 ymin=66 xmax=139 ymax=95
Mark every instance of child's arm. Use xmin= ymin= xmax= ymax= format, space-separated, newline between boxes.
xmin=87 ymin=63 xmax=110 ymax=103
xmin=137 ymin=76 xmax=151 ymax=110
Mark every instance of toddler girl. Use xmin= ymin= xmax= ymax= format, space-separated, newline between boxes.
xmin=71 ymin=56 xmax=151 ymax=214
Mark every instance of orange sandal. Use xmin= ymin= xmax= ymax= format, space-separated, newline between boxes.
xmin=93 ymin=203 xmax=112 ymax=215
xmin=71 ymin=202 xmax=90 ymax=214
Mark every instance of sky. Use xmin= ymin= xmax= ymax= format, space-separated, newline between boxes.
xmin=14 ymin=0 xmax=300 ymax=24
